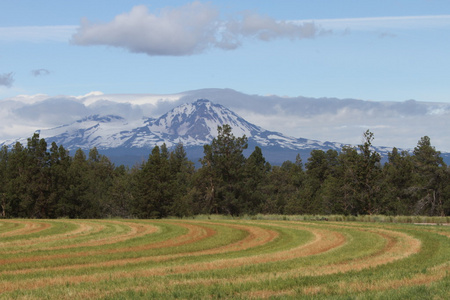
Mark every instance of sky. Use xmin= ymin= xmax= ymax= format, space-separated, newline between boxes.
xmin=1 ymin=0 xmax=450 ymax=153
xmin=1 ymin=0 xmax=450 ymax=102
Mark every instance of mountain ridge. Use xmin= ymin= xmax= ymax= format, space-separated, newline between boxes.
xmin=2 ymin=98 xmax=447 ymax=166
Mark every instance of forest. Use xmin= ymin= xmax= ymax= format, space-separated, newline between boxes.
xmin=0 ymin=125 xmax=448 ymax=219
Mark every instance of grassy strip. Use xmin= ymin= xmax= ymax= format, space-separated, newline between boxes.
xmin=193 ymin=213 xmax=450 ymax=224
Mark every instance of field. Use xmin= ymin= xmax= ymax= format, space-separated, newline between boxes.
xmin=0 ymin=218 xmax=449 ymax=299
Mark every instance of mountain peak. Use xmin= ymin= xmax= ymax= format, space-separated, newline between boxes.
xmin=142 ymin=99 xmax=259 ymax=144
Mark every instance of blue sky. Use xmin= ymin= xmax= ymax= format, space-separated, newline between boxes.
xmin=1 ymin=0 xmax=450 ymax=102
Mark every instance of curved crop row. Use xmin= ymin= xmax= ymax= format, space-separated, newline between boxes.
xmin=0 ymin=219 xmax=448 ymax=299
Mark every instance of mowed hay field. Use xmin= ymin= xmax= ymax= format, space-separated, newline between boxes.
xmin=0 ymin=219 xmax=449 ymax=299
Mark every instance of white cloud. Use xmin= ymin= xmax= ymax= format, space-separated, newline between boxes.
xmin=71 ymin=2 xmax=325 ymax=56
xmin=0 ymin=92 xmax=177 ymax=140
xmin=4 ymin=94 xmax=50 ymax=104
xmin=71 ymin=3 xmax=220 ymax=56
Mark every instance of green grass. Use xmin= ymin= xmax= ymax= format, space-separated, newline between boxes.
xmin=0 ymin=218 xmax=449 ymax=299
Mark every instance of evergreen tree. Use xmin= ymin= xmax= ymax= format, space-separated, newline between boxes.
xmin=47 ymin=142 xmax=71 ymax=218
xmin=0 ymin=145 xmax=8 ymax=217
xmin=298 ymin=149 xmax=339 ymax=214
xmin=85 ymin=147 xmax=115 ymax=218
xmin=5 ymin=142 xmax=27 ymax=217
xmin=263 ymin=159 xmax=302 ymax=214
xmin=322 ymin=131 xmax=382 ymax=215
xmin=411 ymin=136 xmax=447 ymax=215
xmin=356 ymin=130 xmax=383 ymax=214
xmin=243 ymin=146 xmax=271 ymax=214
xmin=282 ymin=155 xmax=308 ymax=214
xmin=22 ymin=134 xmax=51 ymax=218
xmin=134 ymin=144 xmax=172 ymax=218
xmin=196 ymin=125 xmax=248 ymax=215
xmin=1 ymin=131 xmax=448 ymax=219
xmin=62 ymin=148 xmax=89 ymax=218
xmin=381 ymin=148 xmax=416 ymax=214
xmin=168 ymin=143 xmax=194 ymax=217
xmin=321 ymin=145 xmax=360 ymax=214
xmin=442 ymin=166 xmax=450 ymax=215
xmin=103 ymin=164 xmax=133 ymax=218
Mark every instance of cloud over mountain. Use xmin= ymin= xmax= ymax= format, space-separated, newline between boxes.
xmin=71 ymin=2 xmax=325 ymax=56
xmin=1 ymin=89 xmax=449 ymax=153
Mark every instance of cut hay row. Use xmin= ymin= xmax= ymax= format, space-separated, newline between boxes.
xmin=0 ymin=219 xmax=448 ymax=299
xmin=0 ymin=220 xmax=51 ymax=238
xmin=0 ymin=222 xmax=277 ymax=275
xmin=0 ymin=221 xmax=207 ymax=267
xmin=0 ymin=221 xmax=25 ymax=235
xmin=0 ymin=220 xmax=103 ymax=250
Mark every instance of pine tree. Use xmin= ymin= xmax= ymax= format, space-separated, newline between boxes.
xmin=243 ymin=146 xmax=271 ymax=214
xmin=321 ymin=145 xmax=360 ymax=215
xmin=168 ymin=143 xmax=194 ymax=217
xmin=0 ymin=145 xmax=8 ymax=217
xmin=47 ymin=142 xmax=71 ymax=218
xmin=107 ymin=164 xmax=134 ymax=218
xmin=299 ymin=149 xmax=338 ymax=214
xmin=5 ymin=142 xmax=27 ymax=217
xmin=134 ymin=144 xmax=172 ymax=218
xmin=381 ymin=148 xmax=416 ymax=214
xmin=357 ymin=130 xmax=382 ymax=214
xmin=197 ymin=125 xmax=248 ymax=215
xmin=85 ymin=147 xmax=115 ymax=218
xmin=62 ymin=148 xmax=89 ymax=218
xmin=263 ymin=159 xmax=301 ymax=214
xmin=411 ymin=136 xmax=447 ymax=215
xmin=22 ymin=134 xmax=51 ymax=218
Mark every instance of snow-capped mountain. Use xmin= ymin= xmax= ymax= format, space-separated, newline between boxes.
xmin=118 ymin=99 xmax=260 ymax=149
xmin=147 ymin=99 xmax=255 ymax=142
xmin=40 ymin=115 xmax=144 ymax=149
xmin=1 ymin=99 xmax=393 ymax=165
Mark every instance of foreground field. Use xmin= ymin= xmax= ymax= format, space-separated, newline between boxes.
xmin=0 ymin=219 xmax=449 ymax=299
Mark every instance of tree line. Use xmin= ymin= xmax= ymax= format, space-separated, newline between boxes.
xmin=1 ymin=125 xmax=448 ymax=219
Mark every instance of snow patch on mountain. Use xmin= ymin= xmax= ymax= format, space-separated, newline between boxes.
xmin=37 ymin=115 xmax=147 ymax=150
